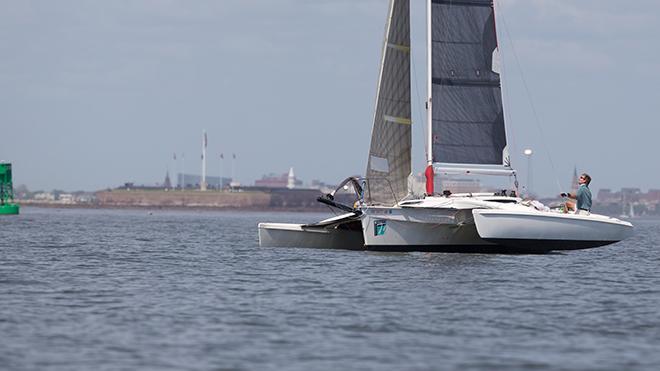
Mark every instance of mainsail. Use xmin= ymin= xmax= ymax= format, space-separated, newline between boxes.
xmin=429 ymin=0 xmax=511 ymax=174
xmin=366 ymin=0 xmax=412 ymax=205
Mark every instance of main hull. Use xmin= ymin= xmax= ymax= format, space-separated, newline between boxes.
xmin=359 ymin=205 xmax=553 ymax=253
xmin=361 ymin=207 xmax=491 ymax=245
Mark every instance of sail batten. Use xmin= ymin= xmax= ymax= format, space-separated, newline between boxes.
xmin=432 ymin=78 xmax=501 ymax=87
xmin=431 ymin=0 xmax=493 ymax=7
xmin=387 ymin=43 xmax=411 ymax=52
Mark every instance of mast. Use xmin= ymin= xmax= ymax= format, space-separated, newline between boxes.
xmin=425 ymin=0 xmax=434 ymax=195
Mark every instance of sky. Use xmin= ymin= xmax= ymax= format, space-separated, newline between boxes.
xmin=1 ymin=0 xmax=659 ymax=196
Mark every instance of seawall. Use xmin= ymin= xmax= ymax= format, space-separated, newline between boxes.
xmin=94 ymin=188 xmax=327 ymax=210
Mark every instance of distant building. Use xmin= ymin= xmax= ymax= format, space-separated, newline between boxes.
xmin=72 ymin=192 xmax=96 ymax=203
xmin=34 ymin=192 xmax=55 ymax=201
xmin=642 ymin=189 xmax=660 ymax=203
xmin=621 ymin=188 xmax=642 ymax=202
xmin=597 ymin=188 xmax=642 ymax=203
xmin=177 ymin=174 xmax=231 ymax=190
xmin=597 ymin=188 xmax=618 ymax=203
xmin=255 ymin=171 xmax=303 ymax=189
xmin=595 ymin=187 xmax=660 ymax=217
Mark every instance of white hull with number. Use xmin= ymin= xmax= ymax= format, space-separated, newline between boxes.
xmin=359 ymin=195 xmax=633 ymax=253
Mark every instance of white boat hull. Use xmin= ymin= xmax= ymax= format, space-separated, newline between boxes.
xmin=258 ymin=223 xmax=364 ymax=249
xmin=472 ymin=209 xmax=634 ymax=250
xmin=360 ymin=206 xmax=501 ymax=252
xmin=258 ymin=213 xmax=364 ymax=249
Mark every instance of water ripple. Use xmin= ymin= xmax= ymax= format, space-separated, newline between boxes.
xmin=1 ymin=208 xmax=659 ymax=370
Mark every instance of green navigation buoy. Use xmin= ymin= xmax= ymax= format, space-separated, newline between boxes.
xmin=0 ymin=162 xmax=19 ymax=215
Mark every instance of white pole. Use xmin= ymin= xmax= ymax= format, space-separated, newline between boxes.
xmin=201 ymin=131 xmax=207 ymax=191
xmin=524 ymin=149 xmax=533 ymax=196
xmin=232 ymin=154 xmax=236 ymax=184
xmin=182 ymin=153 xmax=185 ymax=191
xmin=219 ymin=154 xmax=223 ymax=190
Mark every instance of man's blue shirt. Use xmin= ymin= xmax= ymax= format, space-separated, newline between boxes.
xmin=576 ymin=184 xmax=592 ymax=210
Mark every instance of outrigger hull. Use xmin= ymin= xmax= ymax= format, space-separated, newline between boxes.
xmin=472 ymin=209 xmax=634 ymax=251
xmin=258 ymin=212 xmax=364 ymax=250
xmin=258 ymin=223 xmax=364 ymax=250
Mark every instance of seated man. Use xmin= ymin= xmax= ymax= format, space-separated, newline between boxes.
xmin=561 ymin=173 xmax=592 ymax=215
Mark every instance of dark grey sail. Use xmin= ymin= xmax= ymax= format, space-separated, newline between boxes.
xmin=365 ymin=0 xmax=412 ymax=205
xmin=430 ymin=0 xmax=510 ymax=170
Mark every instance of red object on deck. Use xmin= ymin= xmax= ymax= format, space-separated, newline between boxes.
xmin=425 ymin=165 xmax=434 ymax=196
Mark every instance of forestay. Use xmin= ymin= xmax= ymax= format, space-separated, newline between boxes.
xmin=366 ymin=0 xmax=412 ymax=205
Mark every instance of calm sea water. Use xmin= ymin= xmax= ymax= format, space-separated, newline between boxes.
xmin=1 ymin=207 xmax=659 ymax=371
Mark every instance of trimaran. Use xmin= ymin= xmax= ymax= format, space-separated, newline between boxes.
xmin=258 ymin=0 xmax=633 ymax=253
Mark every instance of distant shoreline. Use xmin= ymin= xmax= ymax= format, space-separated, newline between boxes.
xmin=16 ymin=203 xmax=660 ymax=220
xmin=16 ymin=187 xmax=340 ymax=213
xmin=17 ymin=202 xmax=333 ymax=213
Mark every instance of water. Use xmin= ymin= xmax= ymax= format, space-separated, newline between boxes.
xmin=1 ymin=207 xmax=660 ymax=370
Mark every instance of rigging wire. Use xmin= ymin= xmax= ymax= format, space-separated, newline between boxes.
xmin=326 ymin=204 xmax=339 ymax=216
xmin=495 ymin=0 xmax=564 ymax=194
